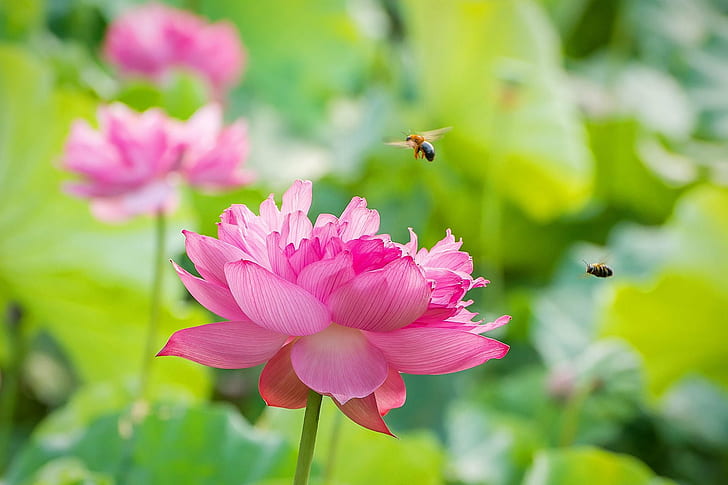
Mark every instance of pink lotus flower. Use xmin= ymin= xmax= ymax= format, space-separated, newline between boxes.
xmin=158 ymin=180 xmax=510 ymax=435
xmin=174 ymin=104 xmax=252 ymax=190
xmin=61 ymin=103 xmax=251 ymax=222
xmin=103 ymin=3 xmax=244 ymax=98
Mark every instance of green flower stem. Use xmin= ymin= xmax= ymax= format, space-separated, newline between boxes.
xmin=0 ymin=303 xmax=23 ymax=472
xmin=558 ymin=380 xmax=596 ymax=446
xmin=294 ymin=390 xmax=323 ymax=485
xmin=139 ymin=211 xmax=166 ymax=398
xmin=323 ymin=410 xmax=343 ymax=484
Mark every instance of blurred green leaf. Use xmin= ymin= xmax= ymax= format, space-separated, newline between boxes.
xmin=603 ymin=185 xmax=728 ymax=395
xmin=659 ymin=376 xmax=728 ymax=449
xmin=523 ymin=447 xmax=677 ymax=485
xmin=114 ymin=81 xmax=164 ymax=112
xmin=260 ymin=399 xmax=445 ymax=485
xmin=403 ymin=0 xmax=594 ymax=221
xmin=0 ymin=0 xmax=44 ymax=40
xmin=446 ymin=398 xmax=545 ymax=485
xmin=160 ymin=71 xmax=209 ymax=120
xmin=0 ymin=44 xmax=210 ymax=397
xmin=21 ymin=457 xmax=113 ymax=485
xmin=201 ymin=0 xmax=375 ymax=132
xmin=587 ymin=118 xmax=679 ymax=223
xmin=6 ymin=402 xmax=295 ymax=485
xmin=604 ymin=272 xmax=728 ymax=395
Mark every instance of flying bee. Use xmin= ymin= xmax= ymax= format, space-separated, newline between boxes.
xmin=584 ymin=261 xmax=613 ymax=278
xmin=386 ymin=127 xmax=452 ymax=162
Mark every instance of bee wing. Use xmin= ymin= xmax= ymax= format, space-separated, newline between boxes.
xmin=384 ymin=140 xmax=413 ymax=148
xmin=419 ymin=126 xmax=452 ymax=141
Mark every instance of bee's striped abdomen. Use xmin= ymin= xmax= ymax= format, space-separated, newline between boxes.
xmin=586 ymin=263 xmax=613 ymax=278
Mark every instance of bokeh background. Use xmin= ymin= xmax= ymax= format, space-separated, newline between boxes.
xmin=1 ymin=0 xmax=727 ymax=484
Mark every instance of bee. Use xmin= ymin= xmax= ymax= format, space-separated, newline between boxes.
xmin=386 ymin=127 xmax=452 ymax=162
xmin=584 ymin=261 xmax=613 ymax=278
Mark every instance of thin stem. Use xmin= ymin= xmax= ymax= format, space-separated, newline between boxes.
xmin=323 ymin=411 xmax=343 ymax=484
xmin=138 ymin=211 xmax=166 ymax=399
xmin=558 ymin=380 xmax=596 ymax=446
xmin=0 ymin=303 xmax=23 ymax=473
xmin=293 ymin=390 xmax=323 ymax=485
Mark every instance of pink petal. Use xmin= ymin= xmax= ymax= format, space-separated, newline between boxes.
xmin=259 ymin=195 xmax=282 ymax=232
xmin=157 ymin=321 xmax=287 ymax=368
xmin=296 ymin=252 xmax=355 ymax=303
xmin=281 ymin=180 xmax=312 ymax=215
xmin=88 ymin=178 xmax=178 ymax=222
xmin=288 ymin=238 xmax=323 ymax=275
xmin=334 ymin=394 xmax=394 ymax=436
xmin=280 ymin=211 xmax=313 ymax=248
xmin=375 ymin=368 xmax=406 ymax=415
xmin=402 ymin=227 xmax=419 ymax=255
xmin=329 ymin=257 xmax=431 ymax=332
xmin=473 ymin=315 xmax=512 ymax=334
xmin=172 ymin=261 xmax=250 ymax=321
xmin=224 ymin=260 xmax=331 ymax=336
xmin=184 ymin=230 xmax=248 ymax=286
xmin=340 ymin=208 xmax=380 ymax=241
xmin=365 ymin=327 xmax=509 ymax=374
xmin=290 ymin=324 xmax=388 ymax=403
xmin=266 ymin=232 xmax=296 ymax=282
xmin=339 ymin=197 xmax=380 ymax=240
xmin=259 ymin=344 xmax=309 ymax=409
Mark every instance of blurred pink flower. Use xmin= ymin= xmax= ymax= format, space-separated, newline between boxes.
xmin=61 ymin=103 xmax=251 ymax=222
xmin=103 ymin=3 xmax=245 ymax=98
xmin=158 ymin=180 xmax=510 ymax=435
xmin=174 ymin=104 xmax=252 ymax=190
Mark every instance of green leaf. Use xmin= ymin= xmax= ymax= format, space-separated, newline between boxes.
xmin=523 ymin=447 xmax=677 ymax=485
xmin=402 ymin=0 xmax=594 ymax=221
xmin=602 ymin=185 xmax=728 ymax=395
xmin=604 ymin=272 xmax=728 ymax=395
xmin=587 ymin=118 xmax=679 ymax=223
xmin=660 ymin=376 xmax=728 ymax=449
xmin=0 ymin=44 xmax=210 ymax=397
xmin=6 ymin=402 xmax=296 ymax=485
xmin=259 ymin=399 xmax=445 ymax=485
xmin=201 ymin=0 xmax=374 ymax=132
xmin=160 ymin=71 xmax=209 ymax=120
xmin=0 ymin=0 xmax=44 ymax=40
xmin=19 ymin=457 xmax=113 ymax=485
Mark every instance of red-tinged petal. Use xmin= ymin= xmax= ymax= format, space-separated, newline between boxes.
xmin=224 ymin=260 xmax=331 ymax=336
xmin=334 ymin=394 xmax=395 ymax=436
xmin=365 ymin=327 xmax=509 ymax=374
xmin=281 ymin=179 xmax=312 ymax=215
xmin=290 ymin=324 xmax=388 ymax=403
xmin=375 ymin=368 xmax=406 ymax=415
xmin=172 ymin=261 xmax=250 ymax=321
xmin=259 ymin=344 xmax=309 ymax=409
xmin=296 ymin=252 xmax=355 ymax=303
xmin=157 ymin=321 xmax=287 ymax=368
xmin=329 ymin=257 xmax=431 ymax=332
xmin=473 ymin=315 xmax=512 ymax=334
xmin=184 ymin=230 xmax=248 ymax=286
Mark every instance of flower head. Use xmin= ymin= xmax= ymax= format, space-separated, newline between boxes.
xmin=61 ymin=103 xmax=251 ymax=222
xmin=173 ymin=104 xmax=252 ymax=190
xmin=103 ymin=3 xmax=245 ymax=98
xmin=159 ymin=180 xmax=509 ymax=434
